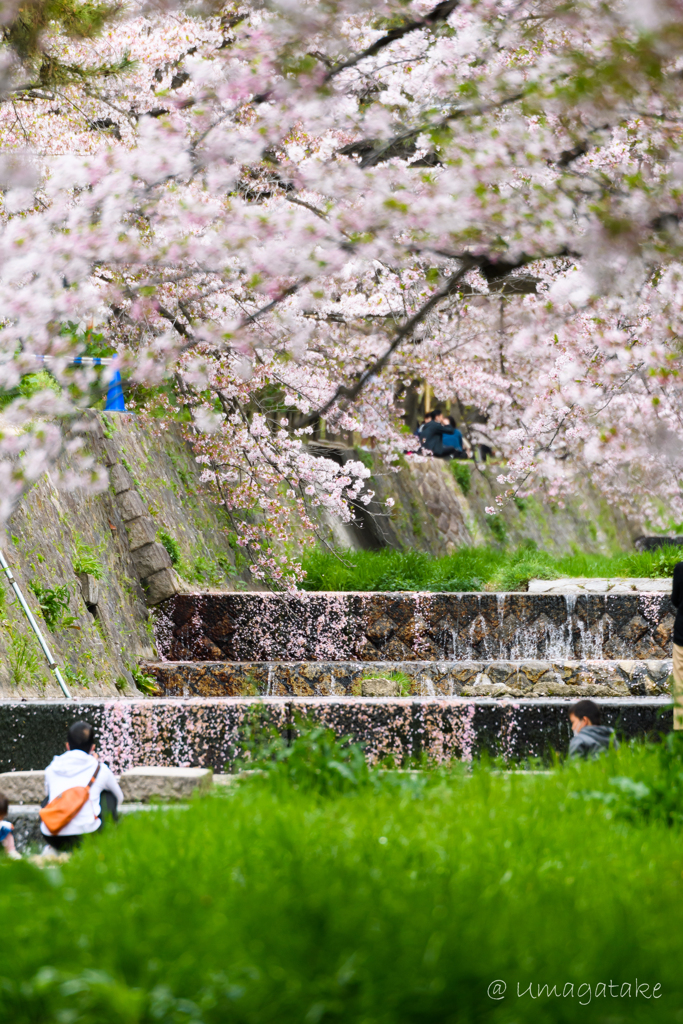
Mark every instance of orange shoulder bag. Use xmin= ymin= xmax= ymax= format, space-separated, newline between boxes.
xmin=39 ymin=763 xmax=101 ymax=835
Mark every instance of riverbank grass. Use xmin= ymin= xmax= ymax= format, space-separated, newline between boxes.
xmin=1 ymin=732 xmax=683 ymax=1022
xmin=300 ymin=543 xmax=683 ymax=592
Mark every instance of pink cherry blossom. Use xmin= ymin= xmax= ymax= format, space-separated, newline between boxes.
xmin=1 ymin=0 xmax=683 ymax=582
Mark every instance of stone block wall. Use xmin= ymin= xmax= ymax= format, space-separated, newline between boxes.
xmin=156 ymin=592 xmax=675 ymax=664
xmin=0 ymin=414 xmax=240 ymax=698
xmin=146 ymin=657 xmax=672 ymax=699
xmin=101 ymin=430 xmax=179 ymax=604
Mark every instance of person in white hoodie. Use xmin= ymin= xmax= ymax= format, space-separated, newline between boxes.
xmin=41 ymin=720 xmax=124 ymax=852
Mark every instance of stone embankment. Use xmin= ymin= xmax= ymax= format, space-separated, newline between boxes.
xmin=0 ymin=409 xmax=634 ymax=697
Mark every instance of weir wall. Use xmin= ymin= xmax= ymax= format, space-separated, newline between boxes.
xmin=0 ymin=698 xmax=670 ymax=772
xmin=156 ymin=592 xmax=674 ymax=664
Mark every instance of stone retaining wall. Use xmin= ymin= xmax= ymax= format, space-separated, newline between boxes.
xmin=0 ymin=698 xmax=671 ymax=771
xmin=146 ymin=658 xmax=672 ymax=699
xmin=156 ymin=592 xmax=674 ymax=663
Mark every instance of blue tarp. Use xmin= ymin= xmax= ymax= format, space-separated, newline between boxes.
xmin=104 ymin=369 xmax=125 ymax=411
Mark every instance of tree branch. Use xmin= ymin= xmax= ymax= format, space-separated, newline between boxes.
xmin=295 ymin=261 xmax=473 ymax=428
xmin=324 ymin=0 xmax=460 ymax=82
xmin=293 ymin=245 xmax=579 ymax=428
xmin=157 ymin=304 xmax=193 ymax=339
xmin=179 ymin=278 xmax=309 ymax=354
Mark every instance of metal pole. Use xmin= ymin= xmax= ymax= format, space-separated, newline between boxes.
xmin=0 ymin=547 xmax=72 ymax=698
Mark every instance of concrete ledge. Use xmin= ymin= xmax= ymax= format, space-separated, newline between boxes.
xmin=119 ymin=766 xmax=212 ymax=801
xmin=0 ymin=698 xmax=671 ymax=774
xmin=0 ymin=770 xmax=45 ymax=804
xmin=0 ymin=767 xmax=214 ymax=804
xmin=528 ymin=577 xmax=670 ymax=595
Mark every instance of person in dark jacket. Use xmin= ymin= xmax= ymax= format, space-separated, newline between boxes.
xmin=420 ymin=410 xmax=458 ymax=457
xmin=415 ymin=411 xmax=434 ymax=443
xmin=568 ymin=700 xmax=617 ymax=758
xmin=671 ymin=562 xmax=683 ymax=730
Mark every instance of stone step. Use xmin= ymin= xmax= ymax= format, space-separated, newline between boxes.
xmin=156 ymin=591 xmax=674 ymax=663
xmin=0 ymin=698 xmax=671 ymax=775
xmin=145 ymin=659 xmax=672 ymax=699
xmin=119 ymin=766 xmax=212 ymax=801
xmin=0 ymin=766 xmax=214 ymax=804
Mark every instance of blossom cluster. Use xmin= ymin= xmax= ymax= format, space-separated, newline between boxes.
xmin=1 ymin=0 xmax=683 ymax=580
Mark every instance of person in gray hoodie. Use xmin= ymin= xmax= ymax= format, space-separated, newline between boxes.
xmin=568 ymin=700 xmax=617 ymax=759
xmin=41 ymin=720 xmax=124 ymax=853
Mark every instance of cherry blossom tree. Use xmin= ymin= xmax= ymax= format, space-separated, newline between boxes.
xmin=2 ymin=0 xmax=683 ymax=583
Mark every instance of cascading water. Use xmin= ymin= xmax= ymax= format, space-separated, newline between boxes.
xmin=496 ymin=593 xmax=506 ymax=625
xmin=154 ymin=590 xmax=671 ymax=669
xmin=577 ymin=599 xmax=604 ymax=660
xmin=421 ymin=673 xmax=436 ymax=697
xmin=141 ymin=589 xmax=673 ymax=765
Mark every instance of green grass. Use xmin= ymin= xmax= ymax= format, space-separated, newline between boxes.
xmin=72 ymin=541 xmax=105 ymax=580
xmin=2 ymin=731 xmax=683 ymax=1022
xmin=0 ymin=370 xmax=61 ymax=410
xmin=300 ymin=544 xmax=683 ymax=591
xmin=351 ymin=669 xmax=414 ymax=696
xmin=157 ymin=529 xmax=181 ymax=567
xmin=449 ymin=460 xmax=472 ymax=494
xmin=27 ymin=581 xmax=78 ymax=630
xmin=156 ymin=529 xmax=238 ymax=588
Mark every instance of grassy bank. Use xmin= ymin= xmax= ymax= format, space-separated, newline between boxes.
xmin=2 ymin=731 xmax=683 ymax=1022
xmin=300 ymin=544 xmax=683 ymax=592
